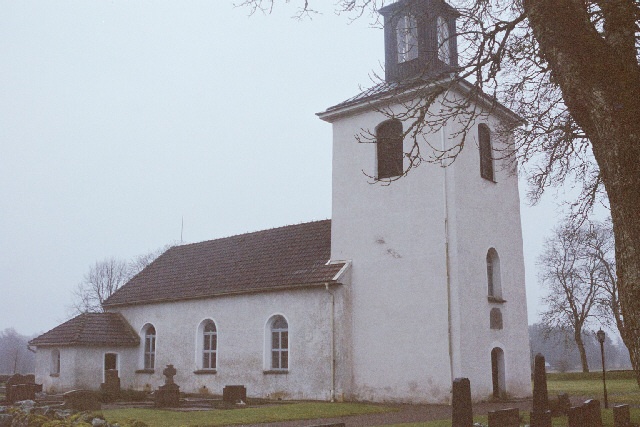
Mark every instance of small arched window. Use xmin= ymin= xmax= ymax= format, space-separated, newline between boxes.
xmin=270 ymin=315 xmax=289 ymax=370
xmin=479 ymin=124 xmax=494 ymax=181
xmin=487 ymin=248 xmax=502 ymax=299
xmin=490 ymin=308 xmax=503 ymax=330
xmin=51 ymin=349 xmax=60 ymax=375
xmin=396 ymin=14 xmax=418 ymax=63
xmin=437 ymin=16 xmax=451 ymax=65
xmin=200 ymin=320 xmax=217 ymax=370
xmin=376 ymin=119 xmax=403 ymax=179
xmin=143 ymin=325 xmax=156 ymax=370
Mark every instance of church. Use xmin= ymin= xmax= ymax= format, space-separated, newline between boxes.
xmin=30 ymin=0 xmax=532 ymax=404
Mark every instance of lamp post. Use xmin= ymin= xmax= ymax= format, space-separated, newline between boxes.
xmin=596 ymin=329 xmax=609 ymax=409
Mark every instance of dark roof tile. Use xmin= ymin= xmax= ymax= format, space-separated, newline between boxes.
xmin=103 ymin=220 xmax=344 ymax=307
xmin=29 ymin=312 xmax=140 ymax=347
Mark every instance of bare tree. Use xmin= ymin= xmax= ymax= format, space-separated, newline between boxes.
xmin=584 ymin=220 xmax=622 ymax=335
xmin=127 ymin=244 xmax=174 ymax=279
xmin=237 ymin=0 xmax=640 ymax=385
xmin=539 ymin=222 xmax=602 ymax=372
xmin=72 ymin=257 xmax=130 ymax=314
xmin=71 ymin=244 xmax=174 ymax=314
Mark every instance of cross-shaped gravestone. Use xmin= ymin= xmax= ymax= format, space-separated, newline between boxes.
xmin=163 ymin=364 xmax=177 ymax=385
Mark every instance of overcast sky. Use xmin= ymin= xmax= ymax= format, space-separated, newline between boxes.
xmin=1 ymin=0 xmax=568 ymax=337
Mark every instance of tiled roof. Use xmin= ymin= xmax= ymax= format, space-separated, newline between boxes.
xmin=103 ymin=220 xmax=345 ymax=307
xmin=29 ymin=312 xmax=140 ymax=347
xmin=323 ymin=81 xmax=406 ymax=113
xmin=318 ymin=76 xmax=522 ymax=124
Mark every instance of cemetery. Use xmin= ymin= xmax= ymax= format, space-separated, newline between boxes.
xmin=1 ymin=354 xmax=639 ymax=426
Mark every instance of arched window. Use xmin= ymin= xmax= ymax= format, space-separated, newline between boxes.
xmin=51 ymin=349 xmax=60 ymax=375
xmin=479 ymin=124 xmax=494 ymax=181
xmin=143 ymin=325 xmax=156 ymax=370
xmin=437 ymin=16 xmax=451 ymax=65
xmin=490 ymin=308 xmax=503 ymax=330
xmin=396 ymin=14 xmax=418 ymax=63
xmin=376 ymin=119 xmax=403 ymax=179
xmin=487 ymin=248 xmax=502 ymax=299
xmin=269 ymin=315 xmax=289 ymax=370
xmin=198 ymin=320 xmax=217 ymax=370
xmin=491 ymin=347 xmax=506 ymax=398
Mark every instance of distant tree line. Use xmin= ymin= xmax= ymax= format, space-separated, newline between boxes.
xmin=529 ymin=323 xmax=631 ymax=373
xmin=0 ymin=329 xmax=35 ymax=375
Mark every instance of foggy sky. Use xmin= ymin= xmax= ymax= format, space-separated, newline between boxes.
xmin=1 ymin=0 xmax=560 ymax=336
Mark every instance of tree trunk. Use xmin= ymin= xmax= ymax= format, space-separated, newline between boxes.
xmin=524 ymin=0 xmax=640 ymax=386
xmin=575 ymin=329 xmax=590 ymax=373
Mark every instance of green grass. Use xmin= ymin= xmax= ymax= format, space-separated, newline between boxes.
xmin=547 ymin=370 xmax=640 ymax=405
xmin=95 ymin=372 xmax=640 ymax=427
xmin=102 ymin=402 xmax=396 ymax=427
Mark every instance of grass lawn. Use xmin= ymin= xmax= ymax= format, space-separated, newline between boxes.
xmin=102 ymin=402 xmax=396 ymax=427
xmin=378 ymin=371 xmax=640 ymax=427
xmin=96 ymin=372 xmax=640 ymax=427
xmin=547 ymin=371 xmax=640 ymax=406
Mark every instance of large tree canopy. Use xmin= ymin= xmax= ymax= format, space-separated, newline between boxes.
xmin=239 ymin=0 xmax=640 ymax=385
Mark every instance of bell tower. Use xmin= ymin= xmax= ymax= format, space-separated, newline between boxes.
xmin=380 ymin=0 xmax=460 ymax=82
xmin=318 ymin=0 xmax=531 ymax=404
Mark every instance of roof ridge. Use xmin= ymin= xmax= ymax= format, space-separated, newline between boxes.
xmin=175 ymin=219 xmax=331 ymax=249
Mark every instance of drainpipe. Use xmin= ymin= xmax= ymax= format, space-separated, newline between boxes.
xmin=441 ymin=125 xmax=454 ymax=385
xmin=325 ymin=282 xmax=336 ymax=402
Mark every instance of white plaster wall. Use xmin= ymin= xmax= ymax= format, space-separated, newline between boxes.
xmin=328 ymin=95 xmax=531 ymax=403
xmin=34 ymin=347 xmax=73 ymax=393
xmin=35 ymin=346 xmax=138 ymax=393
xmin=112 ymin=286 xmax=341 ymax=400
xmin=445 ymin=114 xmax=531 ymax=400
xmin=330 ymin=107 xmax=454 ymax=403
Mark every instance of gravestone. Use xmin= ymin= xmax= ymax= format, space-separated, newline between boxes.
xmin=154 ymin=364 xmax=180 ymax=407
xmin=5 ymin=374 xmax=42 ymax=404
xmin=63 ymin=390 xmax=101 ymax=411
xmin=223 ymin=385 xmax=247 ymax=404
xmin=530 ymin=354 xmax=551 ymax=427
xmin=568 ymin=404 xmax=585 ymax=427
xmin=488 ymin=408 xmax=520 ymax=427
xmin=568 ymin=400 xmax=603 ymax=427
xmin=100 ymin=369 xmax=121 ymax=401
xmin=613 ymin=404 xmax=631 ymax=427
xmin=451 ymin=378 xmax=473 ymax=427
xmin=584 ymin=399 xmax=603 ymax=427
xmin=557 ymin=393 xmax=571 ymax=415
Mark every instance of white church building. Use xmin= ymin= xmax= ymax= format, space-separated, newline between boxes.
xmin=31 ymin=0 xmax=532 ymax=404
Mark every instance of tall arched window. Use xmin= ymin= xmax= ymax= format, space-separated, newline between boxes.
xmin=143 ymin=325 xmax=156 ymax=370
xmin=198 ymin=320 xmax=217 ymax=370
xmin=487 ymin=248 xmax=502 ymax=299
xmin=376 ymin=119 xmax=403 ymax=179
xmin=269 ymin=315 xmax=289 ymax=370
xmin=479 ymin=124 xmax=494 ymax=181
xmin=51 ymin=349 xmax=60 ymax=375
xmin=396 ymin=14 xmax=418 ymax=63
xmin=437 ymin=16 xmax=451 ymax=65
xmin=491 ymin=347 xmax=506 ymax=398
